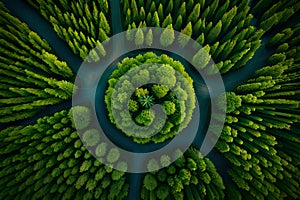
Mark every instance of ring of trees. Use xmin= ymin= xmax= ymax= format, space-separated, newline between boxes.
xmin=105 ymin=52 xmax=196 ymax=144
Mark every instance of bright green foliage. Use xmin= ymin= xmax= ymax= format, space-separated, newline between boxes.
xmin=0 ymin=3 xmax=75 ymax=123
xmin=160 ymin=24 xmax=175 ymax=47
xmin=135 ymin=27 xmax=144 ymax=46
xmin=215 ymin=23 xmax=300 ymax=199
xmin=217 ymin=92 xmax=242 ymax=113
xmin=178 ymin=22 xmax=193 ymax=47
xmin=152 ymin=84 xmax=169 ymax=99
xmin=163 ymin=101 xmax=176 ymax=115
xmin=27 ymin=0 xmax=111 ymax=62
xmin=135 ymin=109 xmax=155 ymax=126
xmin=145 ymin=29 xmax=153 ymax=46
xmin=128 ymin=99 xmax=139 ymax=112
xmin=206 ymin=20 xmax=222 ymax=44
xmin=2 ymin=1 xmax=300 ymax=200
xmin=0 ymin=108 xmax=129 ymax=199
xmin=121 ymin=0 xmax=263 ymax=74
xmin=141 ymin=148 xmax=225 ymax=199
xmin=105 ymin=53 xmax=195 ymax=144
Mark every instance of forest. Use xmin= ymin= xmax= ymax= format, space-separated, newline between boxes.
xmin=0 ymin=0 xmax=299 ymax=199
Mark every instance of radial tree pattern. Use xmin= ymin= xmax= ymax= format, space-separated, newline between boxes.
xmin=0 ymin=0 xmax=299 ymax=200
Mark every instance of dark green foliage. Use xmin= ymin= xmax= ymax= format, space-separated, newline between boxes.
xmin=0 ymin=3 xmax=75 ymax=123
xmin=2 ymin=1 xmax=300 ymax=200
xmin=105 ymin=53 xmax=195 ymax=144
xmin=0 ymin=108 xmax=129 ymax=199
xmin=27 ymin=0 xmax=111 ymax=62
xmin=251 ymin=0 xmax=300 ymax=33
xmin=141 ymin=148 xmax=225 ymax=199
xmin=215 ymin=23 xmax=300 ymax=199
xmin=121 ymin=0 xmax=263 ymax=74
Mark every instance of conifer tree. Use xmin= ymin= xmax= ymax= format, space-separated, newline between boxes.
xmin=160 ymin=24 xmax=175 ymax=47
xmin=135 ymin=28 xmax=144 ymax=46
xmin=178 ymin=22 xmax=193 ymax=47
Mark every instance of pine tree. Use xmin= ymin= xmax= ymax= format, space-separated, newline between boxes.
xmin=192 ymin=45 xmax=211 ymax=69
xmin=139 ymin=7 xmax=146 ymax=21
xmin=131 ymin=0 xmax=139 ymax=22
xmin=166 ymin=0 xmax=174 ymax=14
xmin=152 ymin=11 xmax=160 ymax=27
xmin=158 ymin=4 xmax=164 ymax=21
xmin=187 ymin=3 xmax=200 ymax=24
xmin=162 ymin=14 xmax=173 ymax=28
xmin=178 ymin=2 xmax=186 ymax=19
xmin=145 ymin=29 xmax=153 ymax=46
xmin=174 ymin=15 xmax=183 ymax=30
xmin=206 ymin=20 xmax=222 ymax=44
xmin=160 ymin=25 xmax=175 ymax=47
xmin=178 ymin=22 xmax=192 ymax=47
xmin=135 ymin=28 xmax=144 ymax=46
xmin=99 ymin=12 xmax=111 ymax=35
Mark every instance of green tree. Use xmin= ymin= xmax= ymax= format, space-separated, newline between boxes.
xmin=160 ymin=24 xmax=175 ymax=47
xmin=192 ymin=45 xmax=211 ymax=69
xmin=206 ymin=20 xmax=222 ymax=44
xmin=156 ymin=184 xmax=169 ymax=199
xmin=152 ymin=84 xmax=169 ymax=99
xmin=99 ymin=0 xmax=109 ymax=14
xmin=158 ymin=4 xmax=164 ymax=21
xmin=68 ymin=106 xmax=91 ymax=130
xmin=150 ymin=1 xmax=156 ymax=13
xmin=139 ymin=7 xmax=146 ymax=21
xmin=145 ymin=29 xmax=153 ymax=46
xmin=166 ymin=0 xmax=173 ymax=14
xmin=178 ymin=2 xmax=186 ymax=19
xmin=135 ymin=28 xmax=144 ymax=46
xmin=106 ymin=148 xmax=120 ymax=163
xmin=82 ymin=129 xmax=100 ymax=146
xmin=128 ymin=99 xmax=139 ymax=112
xmin=187 ymin=3 xmax=200 ymax=24
xmin=160 ymin=155 xmax=171 ymax=167
xmin=124 ymin=8 xmax=132 ymax=27
xmin=135 ymin=109 xmax=155 ymax=126
xmin=152 ymin=11 xmax=160 ymax=27
xmin=163 ymin=101 xmax=176 ymax=115
xmin=162 ymin=13 xmax=173 ymax=28
xmin=131 ymin=0 xmax=139 ymax=22
xmin=143 ymin=174 xmax=158 ymax=191
xmin=174 ymin=15 xmax=183 ymax=30
xmin=178 ymin=22 xmax=192 ymax=47
xmin=147 ymin=158 xmax=160 ymax=171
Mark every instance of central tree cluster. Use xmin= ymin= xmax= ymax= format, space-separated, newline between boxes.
xmin=105 ymin=52 xmax=196 ymax=144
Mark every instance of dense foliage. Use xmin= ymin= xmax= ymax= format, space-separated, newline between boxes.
xmin=121 ymin=0 xmax=264 ymax=74
xmin=0 ymin=2 xmax=75 ymax=123
xmin=0 ymin=107 xmax=129 ymax=200
xmin=215 ymin=22 xmax=300 ymax=199
xmin=141 ymin=147 xmax=225 ymax=200
xmin=105 ymin=52 xmax=196 ymax=144
xmin=251 ymin=0 xmax=300 ymax=32
xmin=27 ymin=0 xmax=111 ymax=62
xmin=1 ymin=0 xmax=300 ymax=199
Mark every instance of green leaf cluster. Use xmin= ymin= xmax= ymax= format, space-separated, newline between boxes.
xmin=141 ymin=148 xmax=225 ymax=200
xmin=0 ymin=3 xmax=75 ymax=123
